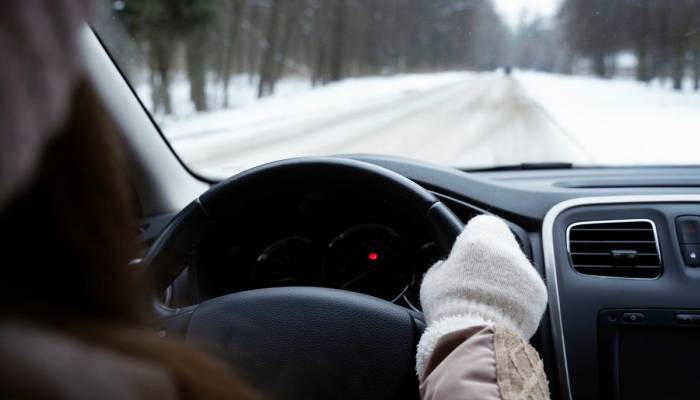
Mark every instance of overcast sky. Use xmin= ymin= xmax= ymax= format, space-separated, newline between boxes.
xmin=493 ymin=0 xmax=559 ymax=29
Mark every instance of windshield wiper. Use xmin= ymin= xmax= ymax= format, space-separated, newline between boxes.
xmin=464 ymin=162 xmax=574 ymax=172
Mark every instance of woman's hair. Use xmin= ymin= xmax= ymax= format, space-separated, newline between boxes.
xmin=0 ymin=79 xmax=146 ymax=323
xmin=0 ymin=80 xmax=256 ymax=399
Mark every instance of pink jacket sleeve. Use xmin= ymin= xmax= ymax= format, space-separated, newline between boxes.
xmin=419 ymin=325 xmax=550 ymax=400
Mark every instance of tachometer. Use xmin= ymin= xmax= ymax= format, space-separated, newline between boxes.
xmin=324 ymin=224 xmax=411 ymax=301
xmin=254 ymin=236 xmax=320 ymax=287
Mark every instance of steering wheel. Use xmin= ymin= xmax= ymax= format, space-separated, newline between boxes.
xmin=142 ymin=157 xmax=464 ymax=399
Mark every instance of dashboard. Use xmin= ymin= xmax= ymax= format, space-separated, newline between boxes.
xmin=141 ymin=155 xmax=700 ymax=400
xmin=191 ymin=190 xmax=443 ymax=310
xmin=162 ymin=176 xmax=531 ymax=312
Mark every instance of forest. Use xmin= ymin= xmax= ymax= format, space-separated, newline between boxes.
xmin=559 ymin=0 xmax=700 ymax=88
xmin=101 ymin=0 xmax=700 ymax=115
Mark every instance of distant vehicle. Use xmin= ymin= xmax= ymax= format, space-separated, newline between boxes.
xmin=503 ymin=65 xmax=512 ymax=76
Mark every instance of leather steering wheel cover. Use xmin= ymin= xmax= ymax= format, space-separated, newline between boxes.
xmin=186 ymin=287 xmax=422 ymax=400
xmin=144 ymin=157 xmax=463 ymax=294
xmin=143 ymin=157 xmax=465 ymax=399
xmin=200 ymin=157 xmax=438 ymax=217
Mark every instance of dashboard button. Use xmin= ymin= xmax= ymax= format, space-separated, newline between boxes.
xmin=676 ymin=216 xmax=700 ymax=244
xmin=681 ymin=245 xmax=700 ymax=267
xmin=622 ymin=312 xmax=645 ymax=324
xmin=676 ymin=314 xmax=700 ymax=325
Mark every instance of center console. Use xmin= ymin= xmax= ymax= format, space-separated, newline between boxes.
xmin=542 ymin=196 xmax=700 ymax=400
xmin=598 ymin=308 xmax=700 ymax=400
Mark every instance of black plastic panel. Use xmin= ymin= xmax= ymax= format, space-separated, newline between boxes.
xmin=347 ymin=155 xmax=700 ymax=229
xmin=552 ymin=203 xmax=700 ymax=399
xmin=598 ymin=309 xmax=700 ymax=400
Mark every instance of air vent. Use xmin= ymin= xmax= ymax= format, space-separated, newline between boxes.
xmin=567 ymin=220 xmax=661 ymax=278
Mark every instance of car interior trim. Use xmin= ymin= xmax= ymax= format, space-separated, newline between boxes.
xmin=80 ymin=26 xmax=208 ymax=216
xmin=542 ymin=194 xmax=700 ymax=400
xmin=564 ymin=218 xmax=662 ymax=280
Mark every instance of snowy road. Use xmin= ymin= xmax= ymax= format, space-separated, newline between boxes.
xmin=168 ymin=73 xmax=595 ymax=176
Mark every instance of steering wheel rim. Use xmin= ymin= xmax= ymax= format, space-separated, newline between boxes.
xmin=144 ymin=157 xmax=463 ymax=295
xmin=142 ymin=157 xmax=464 ymax=399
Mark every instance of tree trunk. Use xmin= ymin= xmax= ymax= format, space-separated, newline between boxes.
xmin=246 ymin=5 xmax=261 ymax=84
xmin=272 ymin=7 xmax=301 ymax=86
xmin=150 ymin=39 xmax=172 ymax=115
xmin=363 ymin=17 xmax=377 ymax=75
xmin=220 ymin=1 xmax=233 ymax=107
xmin=220 ymin=0 xmax=245 ymax=107
xmin=328 ymin=0 xmax=345 ymax=82
xmin=671 ymin=40 xmax=686 ymax=91
xmin=693 ymin=48 xmax=700 ymax=91
xmin=159 ymin=70 xmax=172 ymax=115
xmin=607 ymin=57 xmax=617 ymax=78
xmin=635 ymin=0 xmax=651 ymax=82
xmin=258 ymin=0 xmax=280 ymax=98
xmin=312 ymin=41 xmax=327 ymax=87
xmin=635 ymin=42 xmax=649 ymax=82
xmin=592 ymin=52 xmax=607 ymax=78
xmin=149 ymin=69 xmax=158 ymax=114
xmin=186 ymin=32 xmax=209 ymax=111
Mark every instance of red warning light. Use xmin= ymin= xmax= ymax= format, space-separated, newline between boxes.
xmin=368 ymin=252 xmax=379 ymax=261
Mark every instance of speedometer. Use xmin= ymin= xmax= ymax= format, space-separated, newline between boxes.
xmin=254 ymin=236 xmax=320 ymax=287
xmin=324 ymin=224 xmax=411 ymax=301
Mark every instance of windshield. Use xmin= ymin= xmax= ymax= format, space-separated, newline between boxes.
xmin=93 ymin=1 xmax=700 ymax=178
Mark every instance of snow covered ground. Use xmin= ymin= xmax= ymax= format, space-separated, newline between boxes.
xmin=146 ymin=70 xmax=700 ymax=178
xmin=517 ymin=72 xmax=700 ymax=166
xmin=137 ymin=75 xmax=313 ymax=124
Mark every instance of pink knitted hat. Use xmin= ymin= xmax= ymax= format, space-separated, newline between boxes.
xmin=0 ymin=0 xmax=92 ymax=209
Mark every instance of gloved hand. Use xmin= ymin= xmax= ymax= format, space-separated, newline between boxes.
xmin=416 ymin=215 xmax=548 ymax=377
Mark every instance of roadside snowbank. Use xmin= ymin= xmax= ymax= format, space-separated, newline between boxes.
xmin=139 ymin=70 xmax=700 ymax=176
xmin=157 ymin=72 xmax=470 ymax=140
xmin=517 ymin=71 xmax=700 ymax=165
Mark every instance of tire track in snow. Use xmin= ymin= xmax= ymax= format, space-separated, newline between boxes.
xmin=172 ymin=75 xmax=480 ymax=169
xmin=442 ymin=77 xmax=594 ymax=166
xmin=199 ymin=75 xmax=499 ymax=172
xmin=182 ymin=73 xmax=595 ymax=175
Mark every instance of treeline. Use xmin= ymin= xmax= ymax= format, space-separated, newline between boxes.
xmin=102 ymin=0 xmax=700 ymax=116
xmin=559 ymin=0 xmax=700 ymax=89
xmin=107 ymin=0 xmax=509 ymax=114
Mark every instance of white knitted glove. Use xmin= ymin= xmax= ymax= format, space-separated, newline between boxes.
xmin=416 ymin=215 xmax=548 ymax=377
